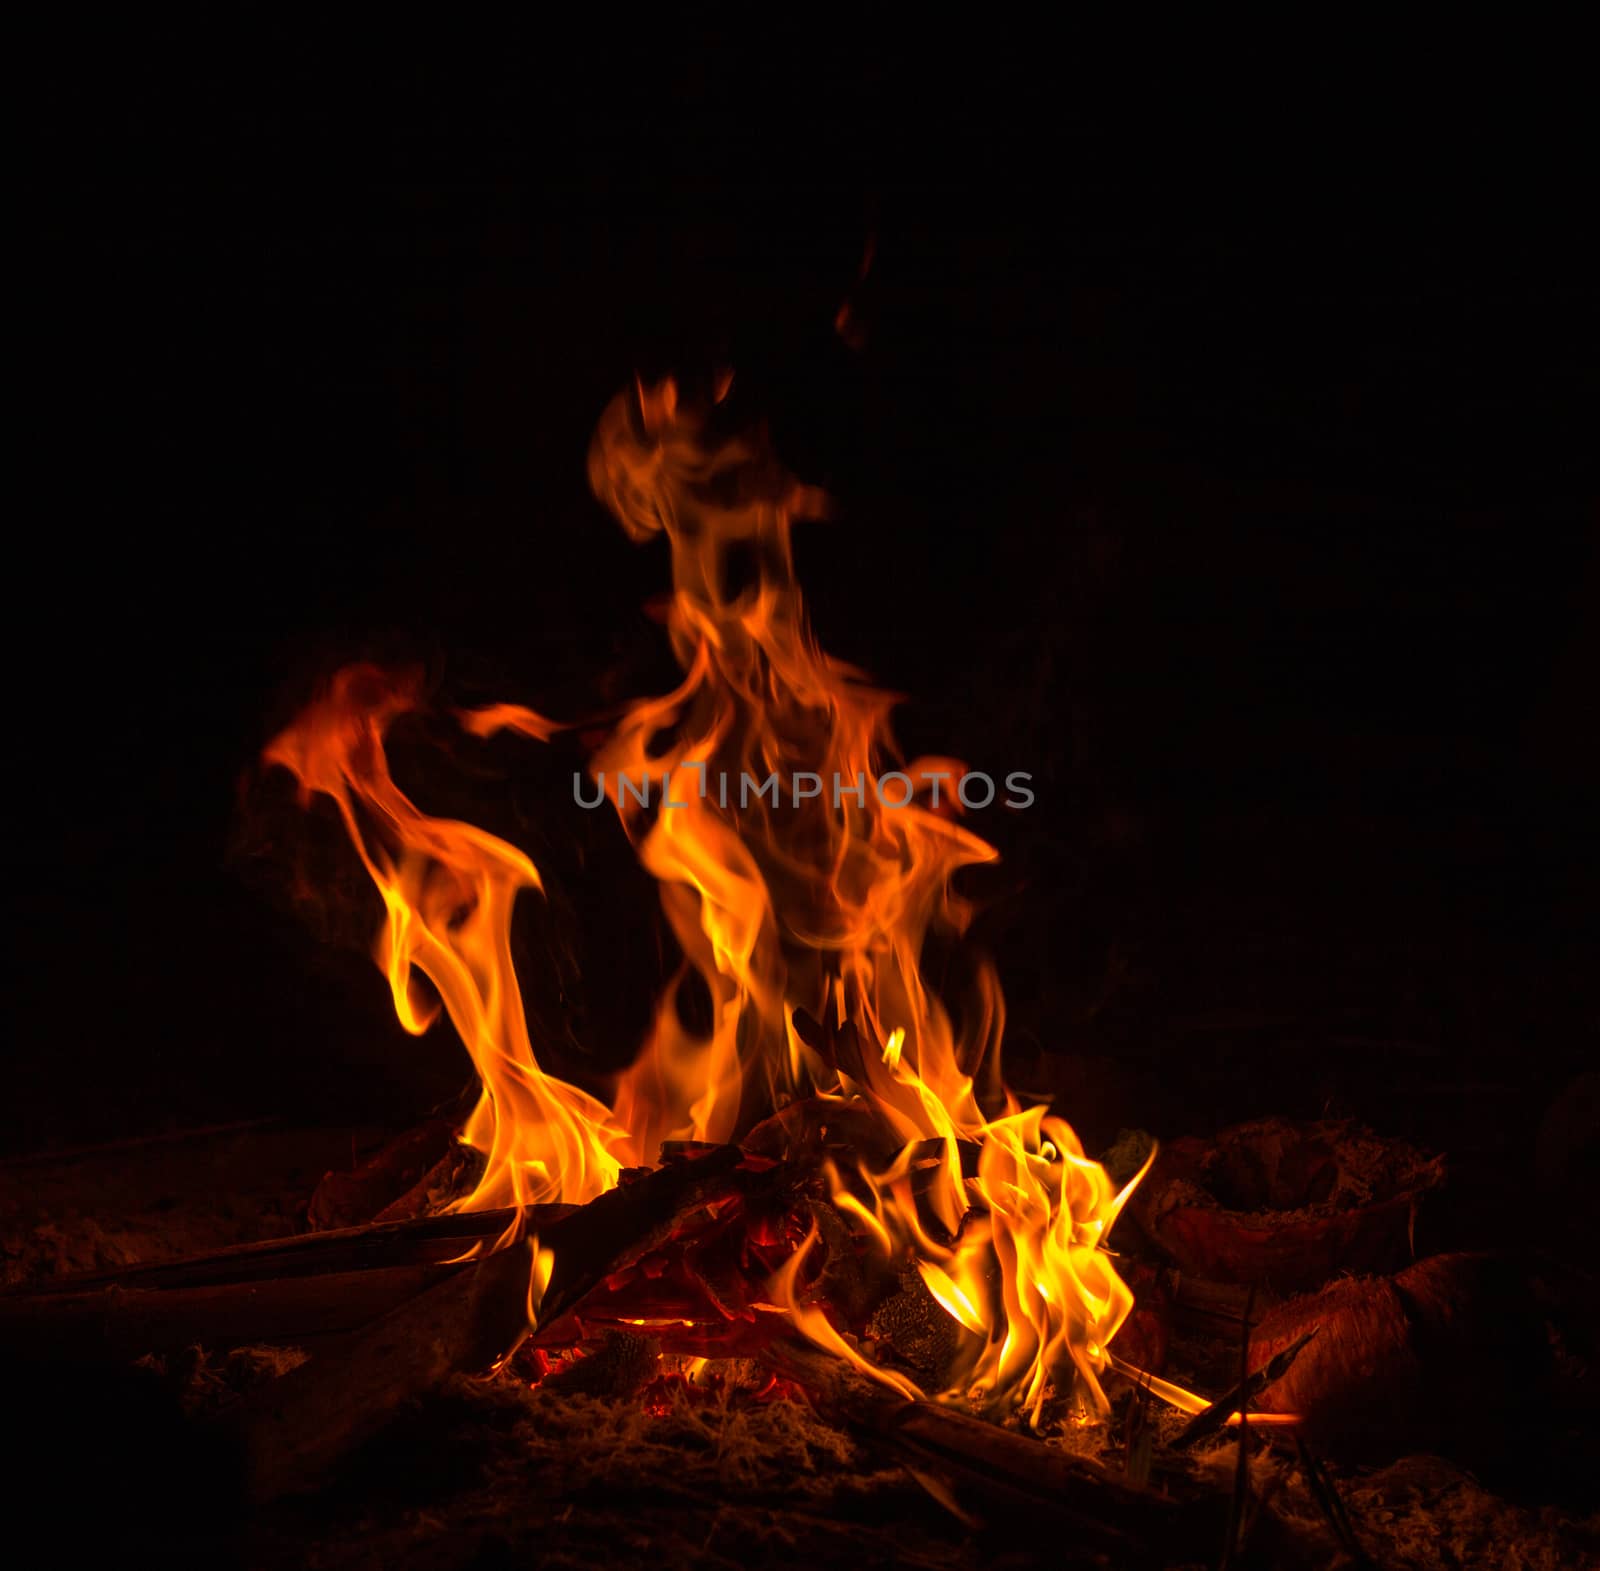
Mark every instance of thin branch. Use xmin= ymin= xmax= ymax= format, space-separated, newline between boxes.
xmin=1174 ymin=1326 xmax=1319 ymax=1450
xmin=1219 ymin=1286 xmax=1255 ymax=1570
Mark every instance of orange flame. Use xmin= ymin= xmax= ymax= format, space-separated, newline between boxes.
xmin=586 ymin=383 xmax=1003 ymax=1171
xmin=263 ymin=666 xmax=626 ymax=1231
xmin=588 ymin=381 xmax=1146 ymax=1417
xmin=264 ymin=378 xmax=1149 ymax=1416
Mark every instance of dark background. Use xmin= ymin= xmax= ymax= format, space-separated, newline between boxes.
xmin=10 ymin=37 xmax=1595 ymax=1232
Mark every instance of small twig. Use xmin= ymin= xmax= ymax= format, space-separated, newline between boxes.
xmin=1174 ymin=1326 xmax=1319 ymax=1450
xmin=1240 ymin=1446 xmax=1294 ymax=1553
xmin=1123 ymin=1369 xmax=1154 ymax=1488
xmin=0 ymin=1203 xmax=572 ymax=1296
xmin=1219 ymin=1286 xmax=1255 ymax=1570
xmin=1295 ymin=1434 xmax=1376 ymax=1568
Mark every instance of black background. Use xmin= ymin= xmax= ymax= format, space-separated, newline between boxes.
xmin=10 ymin=32 xmax=1595 ymax=1209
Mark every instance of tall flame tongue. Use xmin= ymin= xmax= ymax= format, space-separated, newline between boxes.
xmin=586 ymin=382 xmax=1003 ymax=1162
xmin=581 ymin=379 xmax=1147 ymax=1421
xmin=265 ymin=377 xmax=1147 ymax=1422
xmin=263 ymin=666 xmax=625 ymax=1225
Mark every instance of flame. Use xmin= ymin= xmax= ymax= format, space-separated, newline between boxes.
xmin=264 ymin=377 xmax=1150 ymax=1421
xmin=586 ymin=383 xmax=1003 ymax=1172
xmin=262 ymin=666 xmax=627 ymax=1227
xmin=769 ymin=1224 xmax=922 ymax=1402
xmin=587 ymin=379 xmax=1147 ymax=1419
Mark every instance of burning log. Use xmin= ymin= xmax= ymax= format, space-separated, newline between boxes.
xmin=539 ymin=1328 xmax=662 ymax=1398
xmin=4 ymin=1125 xmax=1309 ymax=1552
xmin=305 ymin=1116 xmax=462 ymax=1229
xmin=860 ymin=1264 xmax=975 ymax=1388
xmin=533 ymin=1142 xmax=752 ymax=1330
xmin=741 ymin=1088 xmax=921 ymax=1175
xmin=372 ymin=1141 xmax=486 ymax=1223
xmin=768 ymin=1338 xmax=1218 ymax=1561
xmin=224 ymin=1154 xmax=860 ymax=1497
xmin=0 ymin=1141 xmax=813 ymax=1357
xmin=0 ymin=1144 xmax=830 ymax=1372
xmin=1128 ymin=1117 xmax=1445 ymax=1293
xmin=0 ymin=1152 xmax=834 ymax=1523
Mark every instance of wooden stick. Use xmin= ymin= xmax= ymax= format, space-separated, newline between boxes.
xmin=0 ymin=1148 xmax=784 ymax=1364
xmin=230 ymin=1238 xmax=535 ymax=1503
xmin=2 ymin=1141 xmax=782 ymax=1313
xmin=0 ymin=1264 xmax=463 ymax=1364
xmin=535 ymin=1145 xmax=747 ymax=1329
xmin=0 ymin=1203 xmax=573 ymax=1297
xmin=1294 ymin=1433 xmax=1376 ymax=1567
xmin=231 ymin=1153 xmax=792 ymax=1502
xmin=767 ymin=1339 xmax=1215 ymax=1562
xmin=1219 ymin=1287 xmax=1256 ymax=1569
xmin=1173 ymin=1327 xmax=1317 ymax=1450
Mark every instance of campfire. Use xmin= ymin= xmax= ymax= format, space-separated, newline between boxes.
xmin=5 ymin=378 xmax=1592 ymax=1569
xmin=257 ymin=374 xmax=1152 ymax=1425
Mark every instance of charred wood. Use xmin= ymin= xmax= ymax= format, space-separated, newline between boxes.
xmin=231 ymin=1237 xmax=536 ymax=1502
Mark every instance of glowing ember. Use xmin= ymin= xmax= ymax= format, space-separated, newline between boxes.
xmin=264 ymin=376 xmax=1151 ymax=1421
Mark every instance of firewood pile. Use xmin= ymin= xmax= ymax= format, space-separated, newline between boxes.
xmin=3 ymin=1111 xmax=1595 ymax=1569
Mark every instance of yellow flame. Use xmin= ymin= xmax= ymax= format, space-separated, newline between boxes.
xmin=769 ymin=1226 xmax=922 ymax=1402
xmin=526 ymin=1241 xmax=556 ymax=1325
xmin=587 ymin=381 xmax=1151 ymax=1419
xmin=882 ymin=1027 xmax=906 ymax=1069
xmin=263 ymin=667 xmax=627 ymax=1218
xmin=916 ymin=1259 xmax=985 ymax=1336
xmin=266 ymin=378 xmax=1153 ymax=1422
